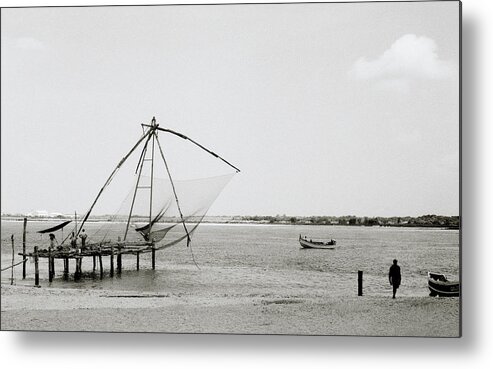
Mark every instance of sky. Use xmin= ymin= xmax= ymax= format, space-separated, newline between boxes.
xmin=1 ymin=1 xmax=460 ymax=217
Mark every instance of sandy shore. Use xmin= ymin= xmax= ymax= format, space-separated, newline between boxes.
xmin=1 ymin=284 xmax=459 ymax=336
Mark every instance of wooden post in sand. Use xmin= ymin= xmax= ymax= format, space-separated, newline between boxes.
xmin=74 ymin=257 xmax=78 ymax=280
xmin=48 ymin=248 xmax=53 ymax=282
xmin=93 ymin=255 xmax=96 ymax=271
xmin=136 ymin=252 xmax=140 ymax=271
xmin=151 ymin=242 xmax=155 ymax=270
xmin=34 ymin=246 xmax=39 ymax=286
xmin=22 ymin=217 xmax=27 ymax=279
xmin=117 ymin=246 xmax=122 ymax=274
xmin=75 ymin=256 xmax=81 ymax=280
xmin=64 ymin=258 xmax=69 ymax=280
xmin=358 ymin=271 xmax=363 ymax=296
xmin=99 ymin=253 xmax=103 ymax=279
xmin=110 ymin=244 xmax=114 ymax=277
xmin=10 ymin=235 xmax=15 ymax=285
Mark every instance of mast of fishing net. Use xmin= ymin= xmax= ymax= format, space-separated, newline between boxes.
xmin=123 ymin=130 xmax=151 ymax=241
xmin=149 ymin=117 xmax=156 ymax=240
xmin=123 ymin=117 xmax=158 ymax=241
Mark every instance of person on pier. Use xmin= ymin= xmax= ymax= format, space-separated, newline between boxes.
xmin=48 ymin=233 xmax=58 ymax=250
xmin=79 ymin=229 xmax=88 ymax=250
xmin=70 ymin=232 xmax=78 ymax=251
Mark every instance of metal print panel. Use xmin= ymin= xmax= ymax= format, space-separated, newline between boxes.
xmin=0 ymin=1 xmax=461 ymax=337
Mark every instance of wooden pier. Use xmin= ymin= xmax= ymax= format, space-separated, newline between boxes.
xmin=18 ymin=242 xmax=156 ymax=285
xmin=5 ymin=118 xmax=240 ymax=286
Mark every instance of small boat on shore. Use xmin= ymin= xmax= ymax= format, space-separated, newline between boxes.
xmin=428 ymin=272 xmax=460 ymax=297
xmin=299 ymin=235 xmax=336 ymax=249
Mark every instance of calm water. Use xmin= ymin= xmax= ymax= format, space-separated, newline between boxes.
xmin=1 ymin=221 xmax=459 ymax=298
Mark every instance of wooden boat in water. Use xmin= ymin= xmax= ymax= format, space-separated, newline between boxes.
xmin=428 ymin=272 xmax=460 ymax=297
xmin=299 ymin=235 xmax=336 ymax=249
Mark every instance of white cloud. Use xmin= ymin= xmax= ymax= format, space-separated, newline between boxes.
xmin=14 ymin=37 xmax=45 ymax=51
xmin=350 ymin=34 xmax=455 ymax=92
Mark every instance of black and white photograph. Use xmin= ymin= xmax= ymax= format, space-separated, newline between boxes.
xmin=1 ymin=0 xmax=461 ymax=339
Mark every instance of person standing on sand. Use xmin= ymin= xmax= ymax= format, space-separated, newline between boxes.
xmin=389 ymin=259 xmax=401 ymax=298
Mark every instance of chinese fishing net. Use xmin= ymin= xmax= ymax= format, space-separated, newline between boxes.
xmin=73 ymin=124 xmax=238 ymax=250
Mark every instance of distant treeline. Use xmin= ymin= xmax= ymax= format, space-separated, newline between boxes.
xmin=229 ymin=214 xmax=460 ymax=228
xmin=1 ymin=213 xmax=460 ymax=229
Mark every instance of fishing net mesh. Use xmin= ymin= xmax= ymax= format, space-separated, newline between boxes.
xmin=89 ymin=173 xmax=234 ymax=248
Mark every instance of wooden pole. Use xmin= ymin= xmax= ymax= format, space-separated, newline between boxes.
xmin=93 ymin=255 xmax=96 ymax=271
xmin=99 ymin=253 xmax=103 ymax=279
xmin=75 ymin=257 xmax=81 ymax=280
xmin=11 ymin=235 xmax=14 ymax=285
xmin=149 ymin=127 xmax=155 ymax=238
xmin=117 ymin=246 xmax=122 ymax=274
xmin=22 ymin=217 xmax=27 ymax=279
xmin=110 ymin=244 xmax=114 ymax=277
xmin=136 ymin=252 xmax=140 ymax=271
xmin=155 ymin=126 xmax=241 ymax=173
xmin=123 ymin=138 xmax=150 ymax=241
xmin=358 ymin=271 xmax=363 ymax=296
xmin=34 ymin=246 xmax=39 ymax=286
xmin=48 ymin=248 xmax=53 ymax=282
xmin=64 ymin=258 xmax=69 ymax=280
xmin=149 ymin=122 xmax=156 ymax=270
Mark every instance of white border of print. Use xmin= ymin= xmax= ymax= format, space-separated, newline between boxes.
xmin=1 ymin=0 xmax=491 ymax=368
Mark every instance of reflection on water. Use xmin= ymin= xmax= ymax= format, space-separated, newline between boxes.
xmin=1 ymin=221 xmax=459 ymax=298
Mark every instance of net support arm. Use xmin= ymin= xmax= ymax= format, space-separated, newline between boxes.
xmin=153 ymin=126 xmax=241 ymax=173
xmin=76 ymin=128 xmax=152 ymax=236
